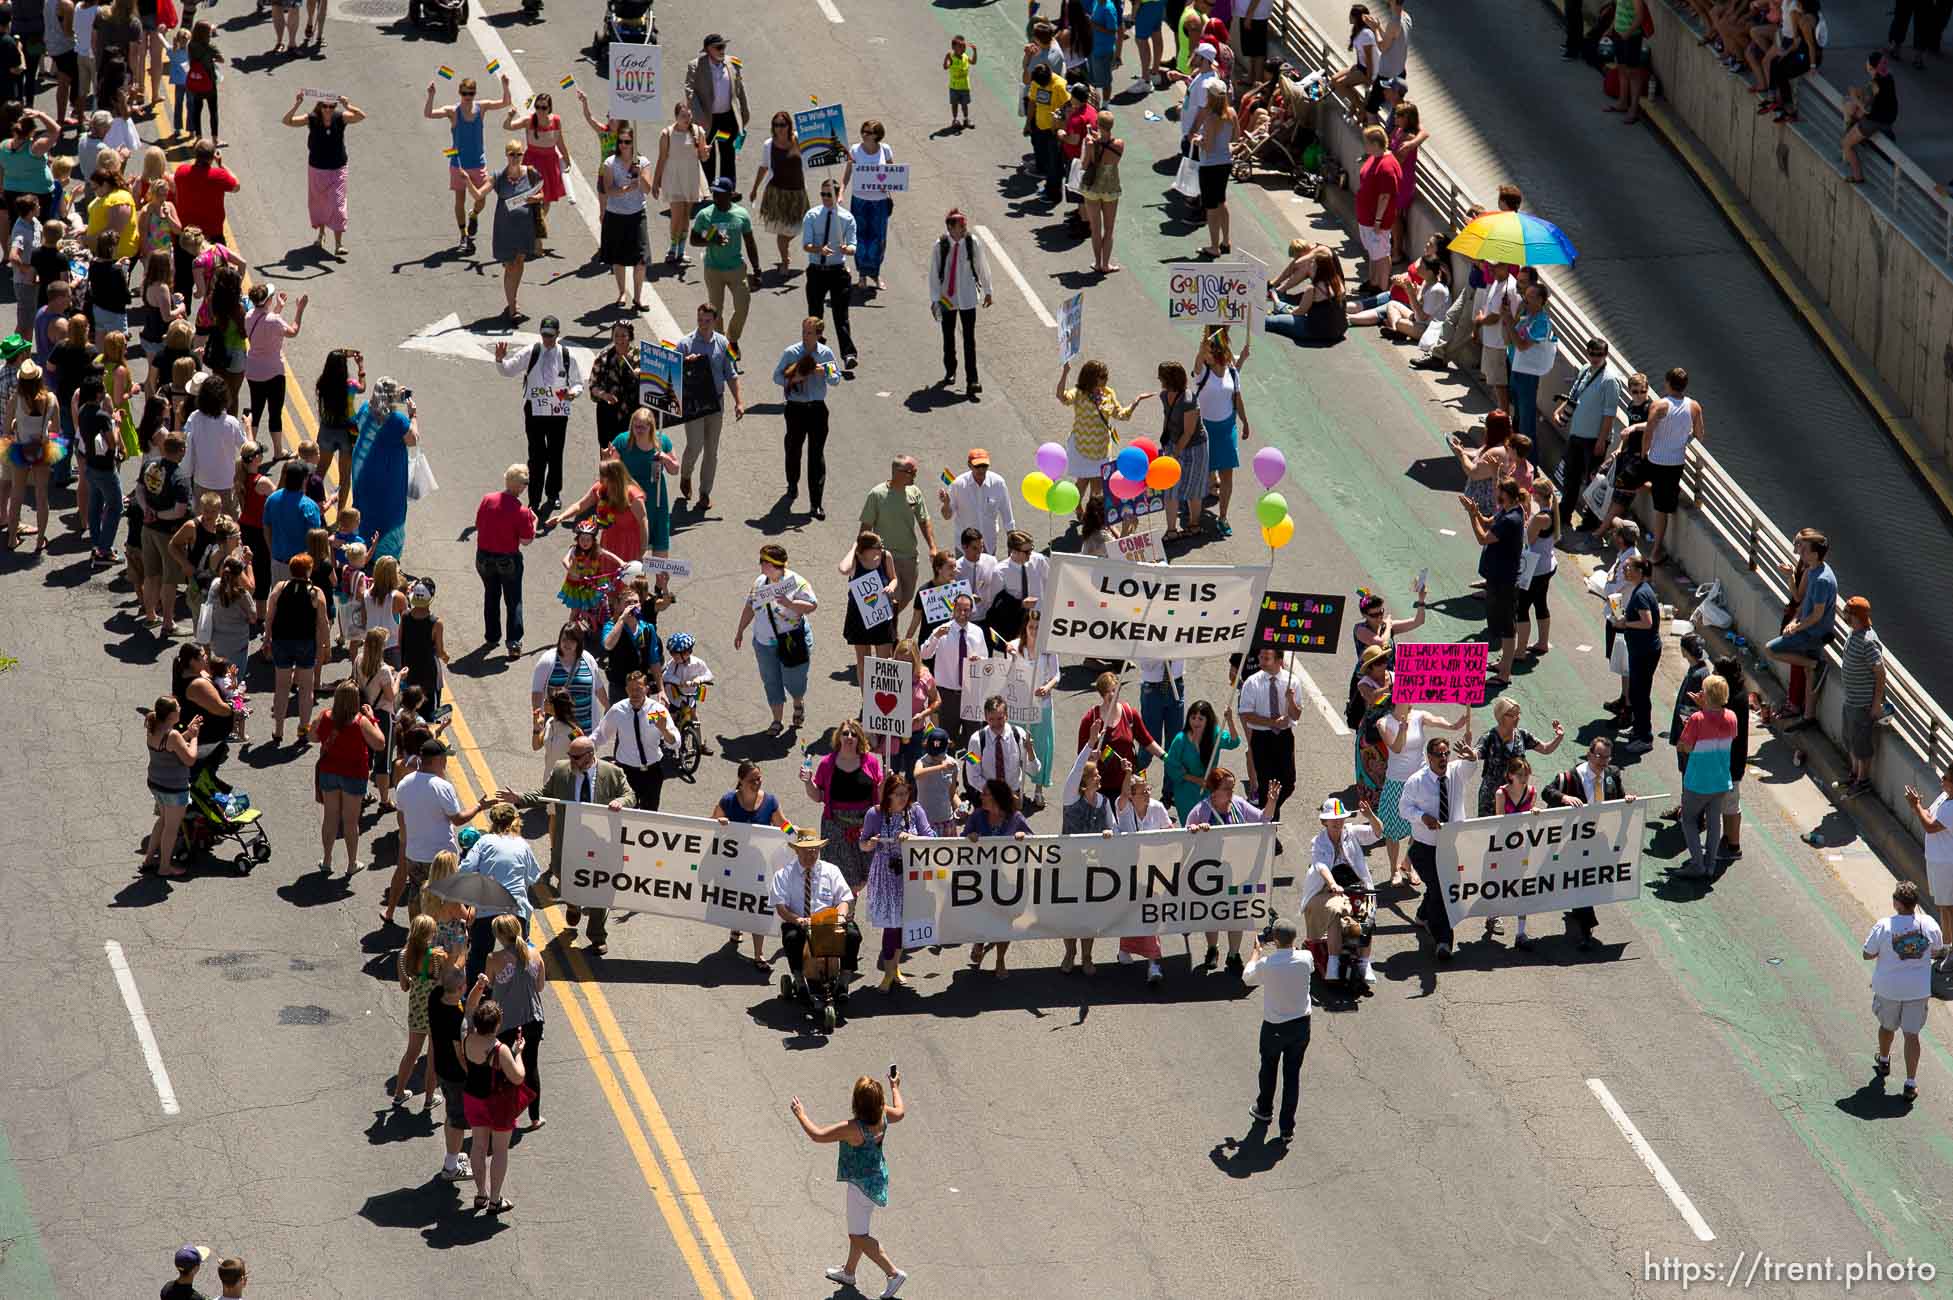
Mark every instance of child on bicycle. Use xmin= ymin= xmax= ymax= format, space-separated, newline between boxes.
xmin=662 ymin=631 xmax=714 ymax=756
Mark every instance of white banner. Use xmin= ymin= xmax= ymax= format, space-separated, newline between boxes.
xmin=849 ymin=570 xmax=894 ymax=629
xmin=606 ymin=43 xmax=664 ymax=120
xmin=957 ymin=655 xmax=1040 ymax=725
xmin=902 ymin=824 xmax=1279 ymax=946
xmin=1057 ymin=291 xmax=1083 ymax=364
xmin=1439 ymin=798 xmax=1651 ymax=924
xmin=851 ymin=163 xmax=910 ymax=196
xmin=560 ymin=805 xmax=792 ymax=934
xmin=862 ymin=655 xmax=914 ymax=740
xmin=642 ymin=556 xmax=692 ymax=578
xmin=919 ymin=578 xmax=972 ymax=626
xmin=1037 ymin=553 xmax=1269 ymax=662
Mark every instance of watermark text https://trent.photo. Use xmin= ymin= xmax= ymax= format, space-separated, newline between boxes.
xmin=1644 ymin=1250 xmax=1937 ymax=1290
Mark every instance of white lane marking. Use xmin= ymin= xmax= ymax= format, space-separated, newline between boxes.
xmin=973 ymin=224 xmax=1056 ymax=328
xmin=403 ymin=311 xmax=596 ymax=371
xmin=462 ymin=15 xmax=684 ymax=343
xmin=1585 ymin=1079 xmax=1714 ymax=1242
xmin=1296 ymin=666 xmax=1350 ymax=737
xmin=1437 ymin=527 xmax=1458 ymax=537
xmin=1576 ymin=644 xmax=1593 ymax=653
xmin=106 ymin=941 xmax=180 ymax=1116
xmin=815 ymin=0 xmax=846 ymax=21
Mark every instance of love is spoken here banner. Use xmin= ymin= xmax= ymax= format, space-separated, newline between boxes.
xmin=1438 ymin=798 xmax=1650 ymax=925
xmin=560 ymin=805 xmax=794 ymax=935
xmin=1038 ymin=553 xmax=1269 ymax=662
xmin=900 ymin=824 xmax=1279 ymax=946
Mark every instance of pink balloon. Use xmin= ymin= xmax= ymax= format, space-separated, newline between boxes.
xmin=1252 ymin=446 xmax=1287 ymax=490
xmin=1108 ymin=473 xmax=1148 ymax=501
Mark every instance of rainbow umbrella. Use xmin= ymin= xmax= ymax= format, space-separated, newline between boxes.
xmin=1447 ymin=210 xmax=1577 ymax=267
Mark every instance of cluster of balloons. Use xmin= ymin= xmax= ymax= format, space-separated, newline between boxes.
xmin=1251 ymin=447 xmax=1294 ymax=548
xmin=1021 ymin=442 xmax=1081 ymax=515
xmin=1108 ymin=439 xmax=1182 ymax=501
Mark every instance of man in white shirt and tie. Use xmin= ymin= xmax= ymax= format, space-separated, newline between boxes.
xmin=771 ymin=832 xmax=862 ymax=999
xmin=594 ymin=670 xmax=679 ymax=813
xmin=801 ymin=179 xmax=859 ymax=369
xmin=921 ymin=592 xmax=1001 ymax=749
xmin=952 ymin=527 xmax=1002 ymax=620
xmin=1237 ymin=648 xmax=1302 ymax=829
xmin=966 ymin=694 xmax=1040 ymax=801
xmin=495 ymin=737 xmax=634 ymax=954
xmin=938 ymin=446 xmax=1014 ymax=555
xmin=1396 ymin=721 xmax=1479 ymax=960
xmin=1303 ymin=796 xmax=1383 ymax=987
xmin=493 ymin=317 xmax=584 ymax=514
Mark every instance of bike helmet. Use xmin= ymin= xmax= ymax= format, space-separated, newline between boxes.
xmin=573 ymin=520 xmax=599 ymax=538
xmin=666 ymin=631 xmax=695 ymax=654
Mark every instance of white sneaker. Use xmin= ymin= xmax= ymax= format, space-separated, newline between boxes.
xmin=1324 ymin=954 xmax=1341 ymax=981
xmin=1116 ymin=950 xmax=1135 ymax=964
xmin=438 ymin=1162 xmax=465 ymax=1182
xmin=880 ymin=1271 xmax=909 ymax=1298
xmin=824 ymin=1266 xmax=856 ymax=1286
xmin=1361 ymin=959 xmax=1377 ymax=984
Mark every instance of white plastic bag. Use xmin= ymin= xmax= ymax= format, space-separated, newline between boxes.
xmin=406 ymin=448 xmax=438 ymax=502
xmin=194 ymin=595 xmax=215 ymax=645
xmin=1172 ymin=154 xmax=1201 ymax=199
xmin=1515 ymin=547 xmax=1542 ymax=592
xmin=1581 ymin=455 xmax=1617 ymax=523
xmin=1692 ymin=579 xmax=1733 ymax=629
xmin=1607 ymin=635 xmax=1630 ymax=675
xmin=1066 ymin=155 xmax=1084 ymax=195
xmin=1416 ymin=318 xmax=1443 ymax=356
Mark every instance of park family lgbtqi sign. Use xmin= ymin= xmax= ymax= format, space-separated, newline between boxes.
xmin=1439 ymin=798 xmax=1650 ymax=924
xmin=1393 ymin=641 xmax=1489 ymax=704
xmin=606 ymin=43 xmax=662 ymax=119
xmin=862 ymin=655 xmax=914 ymax=741
xmin=1251 ymin=590 xmax=1345 ymax=655
xmin=1037 ymin=554 xmax=1269 ymax=662
xmin=795 ymin=104 xmax=847 ymax=166
xmin=1166 ymin=261 xmax=1264 ymax=327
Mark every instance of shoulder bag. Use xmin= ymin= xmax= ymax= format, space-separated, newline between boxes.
xmin=763 ymin=602 xmax=810 ymax=668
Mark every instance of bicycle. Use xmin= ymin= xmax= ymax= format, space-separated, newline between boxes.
xmin=669 ymin=682 xmax=707 ymax=778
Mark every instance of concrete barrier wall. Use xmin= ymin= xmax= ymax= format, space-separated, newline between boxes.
xmin=1650 ymin=13 xmax=1953 ymax=460
xmin=1301 ymin=87 xmax=1942 ymax=863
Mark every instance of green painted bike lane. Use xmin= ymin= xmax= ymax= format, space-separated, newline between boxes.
xmin=0 ymin=1118 xmax=56 ymax=1295
xmin=925 ymin=1 xmax=1953 ymax=1268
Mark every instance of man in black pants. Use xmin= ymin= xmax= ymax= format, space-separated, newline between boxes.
xmin=593 ymin=670 xmax=676 ymax=813
xmin=801 ymin=178 xmax=858 ymax=368
xmin=494 ymin=317 xmax=583 ymax=513
xmin=683 ymin=34 xmax=749 ymax=186
xmin=1242 ymin=919 xmax=1312 ymax=1142
xmin=926 ymin=210 xmax=992 ymax=401
xmin=1400 ymin=728 xmax=1478 ymax=960
xmin=1237 ymin=646 xmax=1301 ymax=827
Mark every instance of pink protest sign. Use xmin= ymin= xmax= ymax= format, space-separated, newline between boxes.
xmin=1393 ymin=642 xmax=1488 ymax=705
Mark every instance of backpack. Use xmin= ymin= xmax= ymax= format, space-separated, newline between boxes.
xmin=934 ymin=234 xmax=982 ymax=303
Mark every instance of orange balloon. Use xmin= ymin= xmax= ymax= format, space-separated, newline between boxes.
xmin=1145 ymin=455 xmax=1182 ymax=491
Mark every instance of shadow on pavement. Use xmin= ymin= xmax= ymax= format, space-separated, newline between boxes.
xmin=1835 ymin=1078 xmax=1916 ymax=1122
xmin=1210 ymin=1124 xmax=1290 ymax=1178
xmin=278 ymin=865 xmax=357 ymax=909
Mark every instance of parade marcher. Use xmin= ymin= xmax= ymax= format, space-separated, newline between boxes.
xmin=1399 ymin=723 xmax=1479 ymax=960
xmin=1242 ymin=917 xmax=1311 ymax=1143
xmin=838 ymin=529 xmax=900 ymax=680
xmin=494 ymin=318 xmax=583 ymax=513
xmin=1162 ymin=699 xmax=1241 ymax=823
xmin=1187 ymin=766 xmax=1281 ymax=973
xmin=1863 ymin=881 xmax=1945 ymax=1106
xmin=473 ymin=140 xmax=544 ymax=319
xmin=1303 ymin=796 xmax=1382 ymax=987
xmin=806 ymin=719 xmax=884 ymax=891
xmin=862 ymin=772 xmax=932 ymax=992
xmin=529 ymin=622 xmax=607 ymax=733
xmin=771 ymin=829 xmax=864 ymax=993
xmin=674 ymin=302 xmax=741 ymax=511
xmin=691 ymin=176 xmax=762 ymax=347
xmin=474 ymin=464 xmax=536 ymax=657
xmin=733 ymin=542 xmax=819 ymax=735
xmin=423 ymin=75 xmax=511 ymax=249
xmin=775 ymin=313 xmax=838 ymax=519
xmin=601 ymin=565 xmax=670 ymax=703
xmin=921 ymin=592 xmax=1002 ymax=750
xmin=505 ymin=92 xmax=570 ymax=250
xmin=937 ymin=447 xmax=1011 ymax=557
xmin=713 ymin=760 xmax=789 ymax=969
xmin=593 ymin=669 xmax=677 ymax=812
xmin=801 ymin=177 xmax=858 ymax=370
xmin=840 ymin=120 xmax=894 ymax=291
xmin=1056 ymin=357 xmax=1146 ymax=516
xmin=650 ymin=99 xmax=709 ymax=266
xmin=925 ymin=209 xmax=991 ymax=400
xmin=963 ymin=779 xmax=1033 ymax=977
xmin=790 ymin=1071 xmax=909 ymax=1300
xmin=495 ymin=737 xmax=632 ymax=954
xmin=588 ymin=321 xmax=638 ymax=455
xmin=1057 ymin=728 xmax=1115 ymax=975
xmin=684 ymin=33 xmax=750 ymax=186
xmin=1237 ymin=647 xmax=1301 ymax=828
xmin=281 ymin=91 xmax=363 ymax=255
xmin=862 ymin=456 xmax=936 ymax=602
xmin=596 ymin=122 xmax=653 ymax=310
xmin=1540 ymin=735 xmax=1625 ymax=950
xmin=748 ymin=111 xmax=807 ymax=277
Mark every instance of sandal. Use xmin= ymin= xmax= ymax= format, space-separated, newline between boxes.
xmin=489 ymin=1199 xmax=514 ymax=1213
xmin=791 ymin=702 xmax=806 ymax=728
xmin=474 ymin=1195 xmax=489 ymax=1211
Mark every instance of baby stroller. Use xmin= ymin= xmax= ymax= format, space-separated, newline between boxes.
xmin=779 ymin=907 xmax=855 ymax=1034
xmin=1231 ymin=67 xmax=1321 ymax=196
xmin=591 ymin=0 xmax=656 ymax=77
xmin=179 ymin=763 xmax=272 ymax=875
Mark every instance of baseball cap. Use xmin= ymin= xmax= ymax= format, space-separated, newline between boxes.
xmin=922 ymin=727 xmax=949 ymax=753
xmin=1193 ymin=42 xmax=1218 ymax=63
xmin=175 ymin=1246 xmax=210 ymax=1271
xmin=419 ymin=737 xmax=454 ymax=759
xmin=711 ymin=175 xmax=737 ymax=195
xmin=966 ymin=448 xmax=990 ymax=466
xmin=538 ymin=314 xmax=561 ymax=335
xmin=702 ymin=32 xmax=726 ymax=48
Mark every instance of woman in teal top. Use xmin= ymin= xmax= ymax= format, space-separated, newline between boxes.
xmin=1162 ymin=699 xmax=1242 ymax=822
xmin=609 ymin=405 xmax=678 ymax=556
xmin=790 ymin=1069 xmax=908 ymax=1298
xmin=0 ymin=110 xmax=58 ymax=202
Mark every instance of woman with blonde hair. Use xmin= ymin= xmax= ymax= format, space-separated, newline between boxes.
xmin=1190 ymin=85 xmax=1237 ymax=256
xmin=1054 ymin=357 xmax=1148 ymax=515
xmin=3 ymin=358 xmax=61 ymax=552
xmin=791 ymin=1070 xmax=908 ymax=1298
xmin=1190 ymin=328 xmax=1251 ymax=537
xmin=353 ymin=625 xmax=400 ymax=808
xmin=485 ymin=911 xmax=547 ymax=1130
xmin=392 ymin=915 xmax=440 ymax=1111
xmin=313 ymin=679 xmax=385 ymax=873
xmin=362 ymin=553 xmax=409 ymax=666
xmin=547 ymin=450 xmax=645 ymax=563
xmin=805 ymin=718 xmax=885 ymax=889
xmin=650 ymin=99 xmax=709 ymax=265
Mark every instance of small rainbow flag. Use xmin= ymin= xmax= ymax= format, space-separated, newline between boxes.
xmin=810 ymin=95 xmax=820 ymax=105
xmin=939 ymin=469 xmax=955 ymax=488
xmin=558 ymin=73 xmax=576 ymax=89
xmin=436 ymin=65 xmax=456 ymax=80
xmin=713 ymin=129 xmax=732 ymax=142
xmin=728 ymin=56 xmax=742 ymax=68
xmin=485 ymin=57 xmax=501 ymax=74
xmin=442 ymin=146 xmax=459 ymax=158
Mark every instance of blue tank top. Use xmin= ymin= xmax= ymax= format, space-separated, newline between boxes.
xmin=835 ymin=1119 xmax=889 ymax=1207
xmin=548 ymin=653 xmax=597 ymax=732
xmin=451 ymin=108 xmax=486 ymax=170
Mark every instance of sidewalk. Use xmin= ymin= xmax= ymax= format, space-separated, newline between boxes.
xmin=1287 ymin=0 xmax=1953 ymax=703
xmin=1814 ymin=0 xmax=1953 ymax=191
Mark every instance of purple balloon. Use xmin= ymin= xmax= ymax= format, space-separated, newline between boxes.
xmin=1252 ymin=446 xmax=1287 ymax=489
xmin=1036 ymin=441 xmax=1069 ymax=480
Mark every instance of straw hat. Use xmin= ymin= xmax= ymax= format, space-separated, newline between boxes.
xmin=790 ymin=831 xmax=829 ymax=851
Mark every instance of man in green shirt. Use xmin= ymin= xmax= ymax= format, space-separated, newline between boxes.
xmin=689 ymin=176 xmax=763 ymax=346
xmin=858 ymin=455 xmax=936 ymax=600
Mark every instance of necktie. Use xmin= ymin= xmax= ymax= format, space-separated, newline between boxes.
xmin=631 ymin=705 xmax=647 ymax=766
xmin=580 ymin=772 xmax=592 ymax=804
xmin=822 ymin=210 xmax=833 ymax=265
xmin=945 ymin=239 xmax=960 ymax=301
xmin=1267 ymin=674 xmax=1278 ymax=725
xmin=1436 ymin=766 xmax=1449 ymax=824
xmin=991 ymin=731 xmax=1004 ymax=781
xmin=953 ymin=628 xmax=965 ymax=687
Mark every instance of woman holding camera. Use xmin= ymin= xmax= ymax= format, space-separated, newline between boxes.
xmin=598 ymin=123 xmax=654 ymax=311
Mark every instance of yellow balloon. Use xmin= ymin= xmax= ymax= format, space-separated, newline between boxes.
xmin=1020 ymin=471 xmax=1053 ymax=511
xmin=1261 ymin=514 xmax=1296 ymax=549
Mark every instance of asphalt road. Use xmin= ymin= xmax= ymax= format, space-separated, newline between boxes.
xmin=0 ymin=1 xmax=1949 ymax=1297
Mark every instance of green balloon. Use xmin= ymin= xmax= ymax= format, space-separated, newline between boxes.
xmin=1046 ymin=480 xmax=1081 ymax=515
xmin=1256 ymin=491 xmax=1290 ymax=528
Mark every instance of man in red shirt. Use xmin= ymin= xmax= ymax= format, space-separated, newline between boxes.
xmin=172 ymin=139 xmax=242 ymax=241
xmin=473 ymin=463 xmax=539 ymax=655
xmin=1354 ymin=125 xmax=1402 ymax=293
xmin=1057 ymin=82 xmax=1097 ymax=228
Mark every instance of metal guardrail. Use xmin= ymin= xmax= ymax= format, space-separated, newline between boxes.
xmin=1268 ymin=0 xmax=1953 ymax=774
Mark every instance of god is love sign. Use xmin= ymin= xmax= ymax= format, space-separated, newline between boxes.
xmin=1166 ymin=261 xmax=1265 ymax=327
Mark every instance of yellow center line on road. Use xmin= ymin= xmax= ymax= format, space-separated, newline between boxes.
xmin=230 ymin=241 xmax=752 ymax=1296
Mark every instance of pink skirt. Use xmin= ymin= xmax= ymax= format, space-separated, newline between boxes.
xmin=1119 ymin=936 xmax=1162 ymax=960
xmin=308 ymin=165 xmax=347 ymax=233
xmin=463 ymin=1083 xmax=536 ymax=1132
xmin=524 ymin=146 xmax=567 ymax=202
